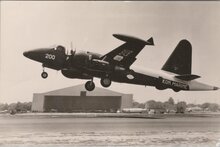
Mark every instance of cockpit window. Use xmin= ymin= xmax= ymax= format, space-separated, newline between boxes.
xmin=55 ymin=46 xmax=65 ymax=52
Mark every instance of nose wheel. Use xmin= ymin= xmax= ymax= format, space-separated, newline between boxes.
xmin=41 ymin=71 xmax=48 ymax=79
xmin=85 ymin=81 xmax=95 ymax=91
xmin=100 ymin=78 xmax=111 ymax=87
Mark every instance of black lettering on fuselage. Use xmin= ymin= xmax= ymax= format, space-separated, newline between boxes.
xmin=162 ymin=78 xmax=188 ymax=90
xmin=162 ymin=79 xmax=172 ymax=85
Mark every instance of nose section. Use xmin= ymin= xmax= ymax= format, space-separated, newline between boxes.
xmin=23 ymin=48 xmax=50 ymax=62
xmin=23 ymin=51 xmax=30 ymax=58
xmin=23 ymin=50 xmax=37 ymax=60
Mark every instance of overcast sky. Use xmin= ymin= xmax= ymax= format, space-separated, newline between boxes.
xmin=1 ymin=1 xmax=220 ymax=104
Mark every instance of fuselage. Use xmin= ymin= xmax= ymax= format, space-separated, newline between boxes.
xmin=23 ymin=48 xmax=219 ymax=92
xmin=23 ymin=34 xmax=219 ymax=92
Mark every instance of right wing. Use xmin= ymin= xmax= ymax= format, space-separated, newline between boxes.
xmin=100 ymin=34 xmax=154 ymax=68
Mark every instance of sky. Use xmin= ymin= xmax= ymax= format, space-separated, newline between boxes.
xmin=0 ymin=1 xmax=220 ymax=104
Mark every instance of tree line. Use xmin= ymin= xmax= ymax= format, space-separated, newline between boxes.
xmin=0 ymin=99 xmax=219 ymax=113
xmin=133 ymin=98 xmax=220 ymax=113
xmin=0 ymin=102 xmax=32 ymax=112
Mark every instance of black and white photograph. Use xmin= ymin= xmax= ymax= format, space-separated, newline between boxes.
xmin=0 ymin=1 xmax=220 ymax=147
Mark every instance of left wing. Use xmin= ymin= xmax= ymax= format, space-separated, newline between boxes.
xmin=100 ymin=34 xmax=154 ymax=68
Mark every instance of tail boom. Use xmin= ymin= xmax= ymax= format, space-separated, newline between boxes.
xmin=188 ymin=81 xmax=219 ymax=91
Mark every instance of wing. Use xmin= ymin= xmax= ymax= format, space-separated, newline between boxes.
xmin=175 ymin=74 xmax=200 ymax=81
xmin=100 ymin=34 xmax=154 ymax=68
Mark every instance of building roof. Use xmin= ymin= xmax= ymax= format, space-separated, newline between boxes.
xmin=36 ymin=84 xmax=130 ymax=96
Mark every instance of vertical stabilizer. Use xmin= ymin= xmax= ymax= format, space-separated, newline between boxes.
xmin=162 ymin=40 xmax=192 ymax=75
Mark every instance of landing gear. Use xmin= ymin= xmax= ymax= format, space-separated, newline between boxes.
xmin=85 ymin=81 xmax=95 ymax=91
xmin=41 ymin=71 xmax=48 ymax=79
xmin=100 ymin=78 xmax=112 ymax=87
xmin=41 ymin=66 xmax=48 ymax=79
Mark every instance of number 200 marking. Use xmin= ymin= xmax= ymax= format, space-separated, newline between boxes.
xmin=45 ymin=54 xmax=55 ymax=60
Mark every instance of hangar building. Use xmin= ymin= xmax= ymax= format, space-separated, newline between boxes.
xmin=31 ymin=84 xmax=133 ymax=112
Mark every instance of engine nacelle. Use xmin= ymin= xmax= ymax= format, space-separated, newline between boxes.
xmin=61 ymin=69 xmax=91 ymax=79
xmin=90 ymin=59 xmax=111 ymax=71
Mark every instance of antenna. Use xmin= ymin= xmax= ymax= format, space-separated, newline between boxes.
xmin=71 ymin=41 xmax=73 ymax=51
xmin=66 ymin=45 xmax=68 ymax=55
xmin=70 ymin=41 xmax=76 ymax=55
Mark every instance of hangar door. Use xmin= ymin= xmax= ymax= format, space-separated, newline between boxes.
xmin=44 ymin=96 xmax=121 ymax=112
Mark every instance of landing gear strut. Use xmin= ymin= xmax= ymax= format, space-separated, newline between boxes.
xmin=41 ymin=67 xmax=48 ymax=79
xmin=85 ymin=80 xmax=95 ymax=91
xmin=100 ymin=78 xmax=111 ymax=87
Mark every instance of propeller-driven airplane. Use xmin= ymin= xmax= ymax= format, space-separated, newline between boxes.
xmin=23 ymin=34 xmax=219 ymax=92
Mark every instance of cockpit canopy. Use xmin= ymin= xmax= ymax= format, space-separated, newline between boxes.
xmin=54 ymin=45 xmax=65 ymax=52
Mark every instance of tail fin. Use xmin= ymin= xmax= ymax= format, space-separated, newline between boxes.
xmin=162 ymin=40 xmax=192 ymax=75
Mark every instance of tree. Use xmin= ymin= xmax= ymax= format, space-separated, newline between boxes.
xmin=0 ymin=103 xmax=8 ymax=111
xmin=168 ymin=97 xmax=175 ymax=105
xmin=208 ymin=103 xmax=219 ymax=112
xmin=133 ymin=101 xmax=145 ymax=108
xmin=145 ymin=100 xmax=165 ymax=109
xmin=145 ymin=100 xmax=157 ymax=109
xmin=16 ymin=102 xmax=23 ymax=112
xmin=176 ymin=101 xmax=187 ymax=113
xmin=8 ymin=103 xmax=17 ymax=110
xmin=22 ymin=102 xmax=32 ymax=111
xmin=6 ymin=102 xmax=32 ymax=112
xmin=187 ymin=103 xmax=197 ymax=107
xmin=201 ymin=103 xmax=210 ymax=110
xmin=164 ymin=101 xmax=175 ymax=112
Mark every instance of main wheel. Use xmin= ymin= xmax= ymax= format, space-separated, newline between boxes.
xmin=100 ymin=78 xmax=112 ymax=87
xmin=41 ymin=72 xmax=48 ymax=79
xmin=85 ymin=81 xmax=95 ymax=91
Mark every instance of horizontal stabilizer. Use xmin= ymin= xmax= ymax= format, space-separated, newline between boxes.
xmin=175 ymin=74 xmax=201 ymax=81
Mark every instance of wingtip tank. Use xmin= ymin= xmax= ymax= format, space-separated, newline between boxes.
xmin=113 ymin=34 xmax=154 ymax=45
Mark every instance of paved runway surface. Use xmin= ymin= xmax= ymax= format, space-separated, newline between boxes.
xmin=0 ymin=114 xmax=220 ymax=147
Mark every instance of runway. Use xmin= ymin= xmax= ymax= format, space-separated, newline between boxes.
xmin=0 ymin=113 xmax=220 ymax=147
